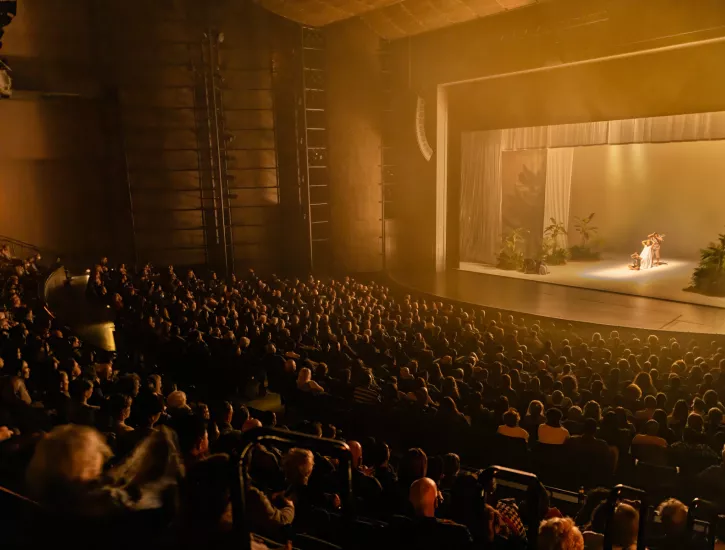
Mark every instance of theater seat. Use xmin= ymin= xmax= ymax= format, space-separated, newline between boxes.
xmin=490 ymin=434 xmax=530 ymax=471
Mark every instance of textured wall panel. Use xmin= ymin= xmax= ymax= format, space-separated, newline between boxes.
xmin=326 ymin=19 xmax=383 ymax=272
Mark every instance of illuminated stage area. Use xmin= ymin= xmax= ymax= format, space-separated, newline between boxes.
xmin=450 ymin=114 xmax=725 ymax=334
xmin=460 ymin=258 xmax=725 ymax=309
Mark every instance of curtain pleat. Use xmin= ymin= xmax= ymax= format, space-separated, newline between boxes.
xmin=460 ymin=131 xmax=502 ymax=264
xmin=543 ymin=148 xmax=574 ymax=249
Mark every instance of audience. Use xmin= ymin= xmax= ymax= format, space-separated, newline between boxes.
xmin=0 ymin=255 xmax=723 ymax=548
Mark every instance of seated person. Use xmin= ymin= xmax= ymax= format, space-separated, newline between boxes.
xmin=538 ymin=408 xmax=570 ymax=445
xmin=497 ymin=408 xmax=529 ymax=442
xmin=538 ymin=517 xmax=584 ymax=550
xmin=632 ymin=419 xmax=668 ymax=448
xmin=389 ymin=477 xmax=472 ymax=550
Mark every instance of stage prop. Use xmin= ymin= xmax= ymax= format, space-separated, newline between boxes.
xmin=687 ymin=231 xmax=725 ymax=297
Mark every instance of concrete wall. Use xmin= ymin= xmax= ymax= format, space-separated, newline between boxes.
xmin=1 ymin=0 xmax=296 ymax=271
xmin=326 ymin=19 xmax=383 ymax=273
xmin=0 ymin=0 xmax=118 ymax=259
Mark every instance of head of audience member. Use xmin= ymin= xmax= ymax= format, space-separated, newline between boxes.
xmin=349 ymin=440 xmax=363 ymax=469
xmin=580 ymin=418 xmax=598 ymax=438
xmin=283 ymin=448 xmax=314 ymax=486
xmin=399 ymin=447 xmax=427 ymax=485
xmin=174 ymin=414 xmax=209 ymax=464
xmin=442 ymin=452 xmax=460 ymax=481
xmin=611 ymin=503 xmax=639 ymax=550
xmin=546 ymin=407 xmax=563 ymax=428
xmin=583 ymin=401 xmax=602 ymax=422
xmin=537 ymin=517 xmax=584 ymax=550
xmin=409 ymin=477 xmax=441 ymax=518
xmin=27 ymin=425 xmax=112 ymax=505
xmin=167 ymin=390 xmax=191 ymax=416
xmin=656 ymin=498 xmax=688 ymax=539
xmin=503 ymin=408 xmax=520 ymax=428
xmin=643 ymin=419 xmax=660 ymax=437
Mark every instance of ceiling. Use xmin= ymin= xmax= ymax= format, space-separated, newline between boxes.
xmin=257 ymin=0 xmax=540 ymax=39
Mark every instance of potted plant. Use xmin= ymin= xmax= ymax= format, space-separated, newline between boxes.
xmin=496 ymin=228 xmax=528 ymax=270
xmin=569 ymin=213 xmax=601 ymax=261
xmin=543 ymin=218 xmax=569 ymax=265
xmin=686 ymin=231 xmax=725 ymax=296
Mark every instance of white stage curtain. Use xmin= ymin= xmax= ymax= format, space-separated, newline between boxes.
xmin=543 ymin=148 xmax=574 ymax=250
xmin=469 ymin=110 xmax=725 ymax=153
xmin=460 ymin=131 xmax=502 ymax=264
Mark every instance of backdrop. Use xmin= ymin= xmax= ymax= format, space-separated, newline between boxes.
xmin=501 ymin=150 xmax=547 ymax=258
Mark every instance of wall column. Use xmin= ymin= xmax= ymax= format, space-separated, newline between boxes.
xmin=326 ymin=19 xmax=383 ymax=273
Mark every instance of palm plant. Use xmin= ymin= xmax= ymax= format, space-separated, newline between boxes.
xmin=573 ymin=213 xmax=598 ymax=245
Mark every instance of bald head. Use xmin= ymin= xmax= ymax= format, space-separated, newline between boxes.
xmin=410 ymin=477 xmax=438 ymax=517
xmin=349 ymin=440 xmax=362 ymax=468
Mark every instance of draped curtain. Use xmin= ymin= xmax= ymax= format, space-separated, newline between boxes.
xmin=460 ymin=131 xmax=502 ymax=264
xmin=543 ymin=148 xmax=574 ymax=249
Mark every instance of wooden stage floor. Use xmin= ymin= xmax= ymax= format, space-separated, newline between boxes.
xmin=392 ymin=269 xmax=725 ymax=336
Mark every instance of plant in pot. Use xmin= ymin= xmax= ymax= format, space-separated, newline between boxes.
xmin=496 ymin=228 xmax=528 ymax=271
xmin=569 ymin=213 xmax=601 ymax=261
xmin=543 ymin=218 xmax=569 ymax=265
xmin=686 ymin=231 xmax=725 ymax=296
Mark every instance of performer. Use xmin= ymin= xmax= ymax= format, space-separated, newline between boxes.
xmin=648 ymin=233 xmax=665 ymax=266
xmin=629 ymin=252 xmax=641 ymax=270
xmin=639 ymin=238 xmax=654 ymax=270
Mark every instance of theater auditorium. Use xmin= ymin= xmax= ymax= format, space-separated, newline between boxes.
xmin=1 ymin=0 xmax=725 ymax=548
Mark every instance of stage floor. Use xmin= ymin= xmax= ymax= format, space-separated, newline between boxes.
xmin=460 ymin=259 xmax=725 ymax=309
xmin=393 ymin=269 xmax=725 ymax=335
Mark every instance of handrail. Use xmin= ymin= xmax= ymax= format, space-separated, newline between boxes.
xmin=480 ymin=465 xmax=541 ymax=550
xmin=0 ymin=235 xmax=40 ymax=256
xmin=234 ymin=427 xmax=353 ymax=550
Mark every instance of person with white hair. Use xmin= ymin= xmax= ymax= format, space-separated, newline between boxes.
xmin=27 ymin=424 xmax=183 ymax=522
xmin=166 ymin=390 xmax=191 ymax=417
xmin=296 ymin=367 xmax=324 ymax=394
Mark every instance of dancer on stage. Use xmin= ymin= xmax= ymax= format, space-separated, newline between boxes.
xmin=649 ymin=232 xmax=665 ymax=265
xmin=639 ymin=237 xmax=654 ymax=270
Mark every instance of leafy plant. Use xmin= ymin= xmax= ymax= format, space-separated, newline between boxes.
xmin=687 ymin=231 xmax=725 ymax=296
xmin=496 ymin=228 xmax=528 ymax=270
xmin=569 ymin=213 xmax=601 ymax=261
xmin=540 ymin=235 xmax=568 ymax=265
xmin=543 ymin=218 xmax=568 ymax=253
xmin=542 ymin=218 xmax=569 ymax=265
xmin=547 ymin=247 xmax=570 ymax=266
xmin=573 ymin=213 xmax=598 ymax=246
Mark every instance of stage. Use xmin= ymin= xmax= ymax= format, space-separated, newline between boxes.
xmin=392 ymin=268 xmax=725 ymax=336
xmin=460 ymin=259 xmax=725 ymax=309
